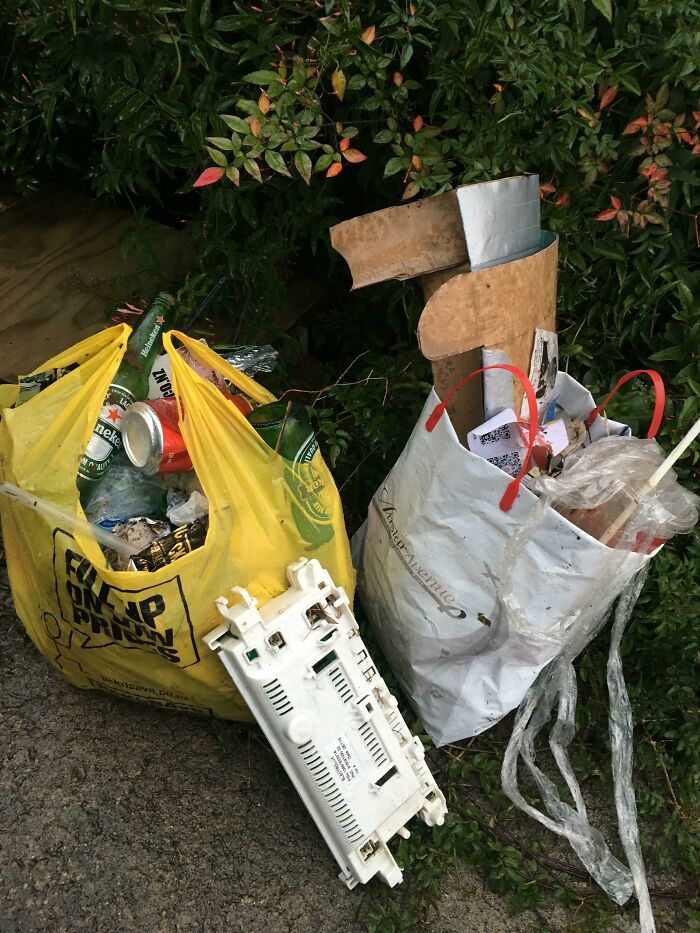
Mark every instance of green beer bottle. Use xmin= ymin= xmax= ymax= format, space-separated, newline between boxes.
xmin=247 ymin=401 xmax=335 ymax=549
xmin=77 ymin=292 xmax=175 ymax=501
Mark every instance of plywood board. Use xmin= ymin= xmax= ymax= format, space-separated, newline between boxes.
xmin=0 ymin=186 xmax=192 ymax=380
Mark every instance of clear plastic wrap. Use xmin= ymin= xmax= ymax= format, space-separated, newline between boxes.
xmin=223 ymin=344 xmax=278 ymax=376
xmin=83 ymin=452 xmax=168 ymax=529
xmin=535 ymin=436 xmax=699 ymax=550
xmin=499 ymin=438 xmax=698 ymax=932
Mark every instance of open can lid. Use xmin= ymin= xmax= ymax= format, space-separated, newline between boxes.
xmin=122 ymin=402 xmax=163 ymax=475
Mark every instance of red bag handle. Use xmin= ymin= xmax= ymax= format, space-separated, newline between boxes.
xmin=584 ymin=369 xmax=665 ymax=438
xmin=425 ymin=364 xmax=539 ymax=512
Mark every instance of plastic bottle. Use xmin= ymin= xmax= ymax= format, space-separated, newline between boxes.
xmin=77 ymin=292 xmax=175 ymax=501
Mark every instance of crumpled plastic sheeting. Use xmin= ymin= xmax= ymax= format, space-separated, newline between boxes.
xmin=499 ymin=434 xmax=700 ymax=931
xmin=224 ymin=344 xmax=279 ymax=376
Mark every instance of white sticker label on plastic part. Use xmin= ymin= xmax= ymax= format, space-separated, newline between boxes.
xmin=325 ymin=733 xmax=362 ymax=786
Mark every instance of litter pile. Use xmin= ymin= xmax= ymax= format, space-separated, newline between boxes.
xmin=0 ymin=287 xmax=446 ymax=892
xmin=333 ymin=176 xmax=699 ymax=926
xmin=1 ymin=175 xmax=697 ymax=912
xmin=7 ymin=290 xmax=342 ymax=572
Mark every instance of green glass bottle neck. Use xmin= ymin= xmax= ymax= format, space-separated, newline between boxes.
xmin=123 ymin=293 xmax=175 ymax=373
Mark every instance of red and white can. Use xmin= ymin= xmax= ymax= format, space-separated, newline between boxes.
xmin=122 ymin=398 xmax=193 ymax=474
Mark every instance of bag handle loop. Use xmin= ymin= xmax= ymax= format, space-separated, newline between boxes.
xmin=584 ymin=369 xmax=665 ymax=439
xmin=426 ymin=364 xmax=538 ymax=513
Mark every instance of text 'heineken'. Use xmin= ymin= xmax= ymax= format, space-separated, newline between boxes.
xmin=247 ymin=401 xmax=334 ymax=549
xmin=77 ymin=292 xmax=175 ymax=502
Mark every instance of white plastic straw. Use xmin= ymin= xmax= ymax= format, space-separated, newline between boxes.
xmin=0 ymin=481 xmax=135 ymax=559
xmin=600 ymin=413 xmax=700 ymax=546
xmin=647 ymin=414 xmax=700 ymax=488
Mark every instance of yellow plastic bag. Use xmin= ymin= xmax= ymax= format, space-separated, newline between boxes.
xmin=0 ymin=325 xmax=354 ymax=719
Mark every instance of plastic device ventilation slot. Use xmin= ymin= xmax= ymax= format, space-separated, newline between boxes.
xmin=204 ymin=557 xmax=447 ymax=889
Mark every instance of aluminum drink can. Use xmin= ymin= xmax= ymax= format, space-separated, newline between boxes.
xmin=121 ymin=398 xmax=193 ymax=474
xmin=129 ymin=517 xmax=209 ymax=572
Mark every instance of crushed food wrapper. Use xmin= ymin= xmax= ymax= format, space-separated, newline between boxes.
xmin=166 ymin=489 xmax=209 ymax=526
xmin=105 ymin=517 xmax=170 ymax=571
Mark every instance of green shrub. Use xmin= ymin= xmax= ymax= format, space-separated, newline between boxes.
xmin=2 ymin=0 xmax=699 ymax=918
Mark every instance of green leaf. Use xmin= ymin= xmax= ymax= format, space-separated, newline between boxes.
xmin=384 ymin=156 xmax=405 ymax=177
xmin=264 ymin=149 xmax=291 ymax=177
xmin=116 ymin=90 xmax=148 ymax=122
xmin=214 ymin=15 xmax=239 ymax=31
xmin=206 ymin=146 xmax=228 ymax=167
xmin=243 ymin=157 xmax=262 ymax=182
xmin=347 ymin=75 xmax=366 ymax=91
xmin=219 ymin=114 xmax=250 ymax=134
xmin=243 ymin=70 xmax=278 ymax=85
xmin=66 ymin=0 xmax=77 ymax=33
xmin=314 ymin=153 xmax=334 ymax=173
xmin=294 ymin=150 xmax=312 ymax=185
xmin=648 ymin=347 xmax=685 ymax=362
xmin=400 ymin=44 xmax=414 ymax=69
xmin=206 ymin=136 xmax=235 ymax=151
xmin=374 ymin=129 xmax=393 ymax=144
xmin=236 ymin=99 xmax=262 ymax=116
xmin=123 ymin=57 xmax=138 ymax=85
xmin=676 ymin=282 xmax=694 ymax=312
xmin=205 ymin=32 xmax=236 ymax=54
xmin=105 ymin=85 xmax=136 ymax=111
xmin=591 ymin=0 xmax=612 ymax=22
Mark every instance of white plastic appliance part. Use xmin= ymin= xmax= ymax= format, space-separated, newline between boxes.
xmin=204 ymin=558 xmax=447 ymax=889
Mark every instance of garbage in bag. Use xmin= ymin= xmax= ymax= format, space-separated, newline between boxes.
xmin=500 ymin=415 xmax=699 ymax=932
xmin=335 ymin=177 xmax=697 ymax=926
xmin=0 ymin=318 xmax=354 ymax=719
xmin=83 ymin=452 xmax=168 ymax=529
xmin=355 ymin=365 xmax=667 ymax=746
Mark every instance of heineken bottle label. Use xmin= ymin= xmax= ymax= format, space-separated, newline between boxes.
xmin=77 ymin=383 xmax=135 ymax=482
xmin=287 ymin=432 xmax=333 ymax=529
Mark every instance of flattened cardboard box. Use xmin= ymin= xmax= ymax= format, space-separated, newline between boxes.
xmin=331 ymin=189 xmax=557 ymax=439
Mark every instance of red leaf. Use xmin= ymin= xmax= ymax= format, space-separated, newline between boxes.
xmin=610 ymin=195 xmax=621 ymax=209
xmin=342 ymin=148 xmax=367 ymax=163
xmin=402 ymin=181 xmax=420 ymax=200
xmin=680 ymin=132 xmax=693 ymax=144
xmin=411 ymin=154 xmax=422 ymax=170
xmin=413 ymin=114 xmax=424 ymax=132
xmin=493 ymin=83 xmax=503 ymax=92
xmin=339 ymin=137 xmax=350 ymax=152
xmin=623 ymin=117 xmax=648 ymax=135
xmin=393 ymin=71 xmax=403 ymax=86
xmin=539 ymin=182 xmax=556 ymax=194
xmin=599 ymin=85 xmax=618 ymax=109
xmin=596 ymin=208 xmax=618 ymax=221
xmin=555 ymin=192 xmax=570 ymax=207
xmin=193 ymin=167 xmax=225 ymax=188
xmin=326 ymin=162 xmax=343 ymax=178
